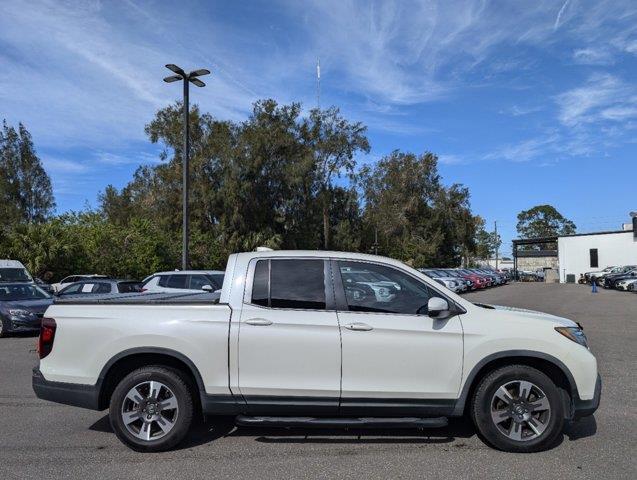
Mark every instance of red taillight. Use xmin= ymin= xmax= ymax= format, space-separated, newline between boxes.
xmin=38 ymin=317 xmax=57 ymax=359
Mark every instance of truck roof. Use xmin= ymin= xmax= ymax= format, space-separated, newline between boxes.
xmin=232 ymin=250 xmax=404 ymax=266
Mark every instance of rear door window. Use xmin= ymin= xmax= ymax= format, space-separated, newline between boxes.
xmin=165 ymin=275 xmax=187 ymax=289
xmin=92 ymin=283 xmax=112 ymax=293
xmin=250 ymin=259 xmax=326 ymax=310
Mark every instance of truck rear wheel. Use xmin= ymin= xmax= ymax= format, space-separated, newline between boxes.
xmin=471 ymin=365 xmax=564 ymax=453
xmin=109 ymin=366 xmax=194 ymax=452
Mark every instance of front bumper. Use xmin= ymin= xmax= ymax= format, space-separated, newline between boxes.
xmin=32 ymin=368 xmax=102 ymax=410
xmin=6 ymin=316 xmax=41 ymax=333
xmin=572 ymin=374 xmax=602 ymax=420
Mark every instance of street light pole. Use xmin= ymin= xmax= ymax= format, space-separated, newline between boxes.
xmin=163 ymin=64 xmax=210 ymax=270
xmin=182 ymin=75 xmax=190 ymax=271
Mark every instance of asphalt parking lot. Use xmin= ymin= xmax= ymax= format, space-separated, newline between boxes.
xmin=1 ymin=283 xmax=635 ymax=480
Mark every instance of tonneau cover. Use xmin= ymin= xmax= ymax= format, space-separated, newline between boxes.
xmin=53 ymin=291 xmax=222 ymax=305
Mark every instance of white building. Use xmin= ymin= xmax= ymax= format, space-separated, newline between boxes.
xmin=557 ymin=217 xmax=637 ymax=282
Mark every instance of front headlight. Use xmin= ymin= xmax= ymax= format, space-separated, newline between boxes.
xmin=8 ymin=309 xmax=36 ymax=319
xmin=555 ymin=326 xmax=588 ymax=348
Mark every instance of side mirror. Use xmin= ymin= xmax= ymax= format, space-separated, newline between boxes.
xmin=428 ymin=297 xmax=450 ymax=319
xmin=201 ymin=284 xmax=214 ymax=292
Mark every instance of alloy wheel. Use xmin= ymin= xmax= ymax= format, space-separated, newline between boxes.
xmin=490 ymin=380 xmax=551 ymax=442
xmin=121 ymin=380 xmax=179 ymax=441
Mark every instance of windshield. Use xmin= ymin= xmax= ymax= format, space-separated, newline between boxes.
xmin=0 ymin=268 xmax=32 ymax=282
xmin=0 ymin=283 xmax=50 ymax=301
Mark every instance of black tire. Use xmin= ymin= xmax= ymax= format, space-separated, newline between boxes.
xmin=471 ymin=365 xmax=564 ymax=453
xmin=109 ymin=366 xmax=194 ymax=452
xmin=0 ymin=318 xmax=7 ymax=338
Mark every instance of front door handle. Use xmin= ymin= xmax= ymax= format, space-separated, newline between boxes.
xmin=344 ymin=322 xmax=373 ymax=331
xmin=245 ymin=318 xmax=273 ymax=326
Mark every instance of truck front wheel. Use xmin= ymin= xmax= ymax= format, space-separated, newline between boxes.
xmin=471 ymin=365 xmax=565 ymax=453
xmin=109 ymin=366 xmax=194 ymax=452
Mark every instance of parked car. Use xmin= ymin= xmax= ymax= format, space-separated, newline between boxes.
xmin=441 ymin=269 xmax=475 ymax=290
xmin=584 ymin=266 xmax=616 ymax=284
xmin=419 ymin=269 xmax=465 ymax=293
xmin=34 ymin=278 xmax=55 ymax=295
xmin=456 ymin=269 xmax=488 ymax=289
xmin=0 ymin=283 xmax=53 ymax=336
xmin=602 ymin=266 xmax=637 ymax=289
xmin=141 ymin=270 xmax=225 ymax=293
xmin=57 ymin=279 xmax=143 ymax=297
xmin=51 ymin=274 xmax=109 ymax=293
xmin=34 ymin=250 xmax=600 ymax=453
xmin=0 ymin=259 xmax=33 ymax=283
xmin=341 ymin=267 xmax=403 ymax=300
xmin=615 ymin=278 xmax=637 ymax=291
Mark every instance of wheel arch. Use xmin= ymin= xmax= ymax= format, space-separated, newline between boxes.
xmin=453 ymin=350 xmax=578 ymax=418
xmin=96 ymin=347 xmax=206 ymax=411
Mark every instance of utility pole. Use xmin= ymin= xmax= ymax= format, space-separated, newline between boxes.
xmin=163 ymin=64 xmax=210 ymax=270
xmin=494 ymin=220 xmax=499 ymax=270
xmin=372 ymin=227 xmax=379 ymax=255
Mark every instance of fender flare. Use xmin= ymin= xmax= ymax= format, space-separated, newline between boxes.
xmin=452 ymin=349 xmax=579 ymax=416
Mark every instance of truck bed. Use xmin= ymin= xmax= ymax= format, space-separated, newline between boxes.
xmin=53 ymin=291 xmax=222 ymax=305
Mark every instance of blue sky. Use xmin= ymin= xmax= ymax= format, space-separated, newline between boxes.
xmin=1 ymin=0 xmax=636 ymax=255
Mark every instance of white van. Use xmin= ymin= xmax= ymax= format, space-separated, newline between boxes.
xmin=0 ymin=259 xmax=33 ymax=283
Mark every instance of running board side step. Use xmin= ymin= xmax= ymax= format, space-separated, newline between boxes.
xmin=235 ymin=416 xmax=448 ymax=429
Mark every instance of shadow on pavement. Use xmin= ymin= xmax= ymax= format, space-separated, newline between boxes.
xmin=88 ymin=414 xmax=596 ymax=449
xmin=90 ymin=415 xmax=476 ymax=448
xmin=564 ymin=416 xmax=597 ymax=441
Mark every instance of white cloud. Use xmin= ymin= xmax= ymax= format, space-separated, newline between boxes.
xmin=94 ymin=151 xmax=161 ymax=166
xmin=438 ymin=154 xmax=466 ymax=165
xmin=573 ymin=47 xmax=614 ymax=65
xmin=41 ymin=156 xmax=91 ymax=173
xmin=556 ymin=73 xmax=637 ymax=126
xmin=484 ymin=134 xmax=560 ymax=163
xmin=554 ymin=0 xmax=571 ymax=31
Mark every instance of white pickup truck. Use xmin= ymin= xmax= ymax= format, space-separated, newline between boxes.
xmin=33 ymin=250 xmax=600 ymax=453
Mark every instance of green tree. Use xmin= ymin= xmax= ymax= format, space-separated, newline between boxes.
xmin=0 ymin=121 xmax=55 ymax=224
xmin=301 ymin=107 xmax=369 ymax=249
xmin=358 ymin=150 xmax=476 ymax=267
xmin=474 ymin=216 xmax=501 ymax=260
xmin=517 ymin=205 xmax=576 ymax=239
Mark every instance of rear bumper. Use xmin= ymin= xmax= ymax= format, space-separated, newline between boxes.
xmin=572 ymin=374 xmax=601 ymax=420
xmin=32 ymin=368 xmax=102 ymax=410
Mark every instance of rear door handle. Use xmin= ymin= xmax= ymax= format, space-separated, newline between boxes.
xmin=344 ymin=322 xmax=373 ymax=331
xmin=245 ymin=318 xmax=273 ymax=326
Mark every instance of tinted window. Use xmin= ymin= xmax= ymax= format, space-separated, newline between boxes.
xmin=0 ymin=268 xmax=31 ymax=282
xmin=338 ymin=261 xmax=434 ymax=315
xmin=166 ymin=275 xmax=187 ymax=289
xmin=92 ymin=283 xmax=112 ymax=293
xmin=210 ymin=274 xmax=225 ymax=289
xmin=250 ymin=259 xmax=326 ymax=310
xmin=189 ymin=275 xmax=210 ymax=290
xmin=118 ymin=282 xmax=142 ymax=293
xmin=271 ymin=260 xmax=325 ymax=309
xmin=251 ymin=260 xmax=269 ymax=307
